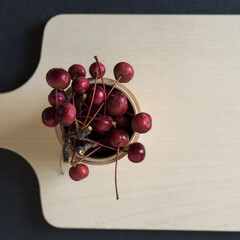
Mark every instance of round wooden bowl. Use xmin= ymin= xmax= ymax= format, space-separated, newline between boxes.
xmin=55 ymin=78 xmax=141 ymax=165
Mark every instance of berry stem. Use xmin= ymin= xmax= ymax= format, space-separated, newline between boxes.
xmin=55 ymin=89 xmax=59 ymax=107
xmin=115 ymin=147 xmax=120 ymax=200
xmin=94 ymin=56 xmax=106 ymax=116
xmin=76 ymin=108 xmax=88 ymax=117
xmin=125 ymin=111 xmax=135 ymax=117
xmin=73 ymin=140 xmax=107 ymax=165
xmin=75 ymin=119 xmax=84 ymax=125
xmin=82 ymin=138 xmax=127 ymax=153
xmin=106 ymin=76 xmax=122 ymax=98
xmin=85 ymin=76 xmax=122 ymax=127
xmin=73 ymin=145 xmax=101 ymax=165
xmin=73 ymin=73 xmax=78 ymax=81
xmin=74 ymin=118 xmax=80 ymax=131
xmin=81 ymin=75 xmax=98 ymax=129
xmin=77 ymin=115 xmax=114 ymax=123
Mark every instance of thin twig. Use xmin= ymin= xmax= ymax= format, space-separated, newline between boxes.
xmin=82 ymin=138 xmax=127 ymax=153
xmin=75 ymin=119 xmax=84 ymax=125
xmin=81 ymin=75 xmax=98 ymax=129
xmin=94 ymin=56 xmax=107 ymax=115
xmin=115 ymin=147 xmax=120 ymax=200
xmin=85 ymin=76 xmax=122 ymax=127
xmin=77 ymin=115 xmax=114 ymax=123
xmin=76 ymin=108 xmax=88 ymax=117
xmin=74 ymin=118 xmax=80 ymax=131
xmin=106 ymin=76 xmax=122 ymax=98
xmin=73 ymin=140 xmax=107 ymax=165
xmin=125 ymin=111 xmax=135 ymax=117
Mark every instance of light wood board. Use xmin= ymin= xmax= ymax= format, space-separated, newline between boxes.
xmin=1 ymin=14 xmax=240 ymax=231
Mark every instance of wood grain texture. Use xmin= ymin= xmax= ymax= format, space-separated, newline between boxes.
xmin=1 ymin=14 xmax=240 ymax=231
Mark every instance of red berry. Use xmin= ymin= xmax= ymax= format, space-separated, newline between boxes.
xmin=68 ymin=64 xmax=86 ymax=80
xmin=131 ymin=112 xmax=152 ymax=133
xmin=42 ymin=107 xmax=58 ymax=127
xmin=48 ymin=89 xmax=67 ymax=107
xmin=113 ymin=114 xmax=130 ymax=130
xmin=69 ymin=164 xmax=89 ymax=181
xmin=106 ymin=91 xmax=128 ymax=116
xmin=108 ymin=129 xmax=129 ymax=147
xmin=55 ymin=103 xmax=76 ymax=126
xmin=89 ymin=62 xmax=106 ymax=79
xmin=92 ymin=114 xmax=113 ymax=132
xmin=46 ymin=68 xmax=71 ymax=89
xmin=46 ymin=68 xmax=56 ymax=80
xmin=128 ymin=142 xmax=146 ymax=163
xmin=72 ymin=77 xmax=90 ymax=94
xmin=87 ymin=85 xmax=104 ymax=106
xmin=114 ymin=62 xmax=134 ymax=83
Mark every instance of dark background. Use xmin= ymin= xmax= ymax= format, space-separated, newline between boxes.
xmin=1 ymin=0 xmax=240 ymax=239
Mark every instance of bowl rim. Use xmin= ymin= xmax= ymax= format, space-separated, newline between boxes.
xmin=55 ymin=77 xmax=141 ymax=165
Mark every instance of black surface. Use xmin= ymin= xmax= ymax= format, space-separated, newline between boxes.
xmin=1 ymin=0 xmax=240 ymax=239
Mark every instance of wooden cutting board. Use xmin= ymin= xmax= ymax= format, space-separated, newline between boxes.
xmin=1 ymin=14 xmax=240 ymax=231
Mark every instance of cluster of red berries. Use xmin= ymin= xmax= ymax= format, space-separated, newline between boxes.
xmin=41 ymin=56 xmax=152 ymax=199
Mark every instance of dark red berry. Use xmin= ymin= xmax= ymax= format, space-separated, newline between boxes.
xmin=128 ymin=142 xmax=146 ymax=163
xmin=87 ymin=85 xmax=104 ymax=106
xmin=106 ymin=91 xmax=128 ymax=116
xmin=113 ymin=114 xmax=130 ymax=130
xmin=131 ymin=112 xmax=152 ymax=133
xmin=92 ymin=114 xmax=113 ymax=132
xmin=46 ymin=68 xmax=71 ymax=89
xmin=55 ymin=103 xmax=76 ymax=126
xmin=114 ymin=62 xmax=134 ymax=83
xmin=69 ymin=164 xmax=89 ymax=181
xmin=46 ymin=68 xmax=56 ymax=80
xmin=68 ymin=64 xmax=86 ymax=80
xmin=42 ymin=107 xmax=58 ymax=127
xmin=89 ymin=62 xmax=106 ymax=79
xmin=72 ymin=77 xmax=90 ymax=94
xmin=48 ymin=89 xmax=67 ymax=107
xmin=108 ymin=129 xmax=129 ymax=147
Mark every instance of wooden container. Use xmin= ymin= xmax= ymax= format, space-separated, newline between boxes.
xmin=55 ymin=78 xmax=141 ymax=165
